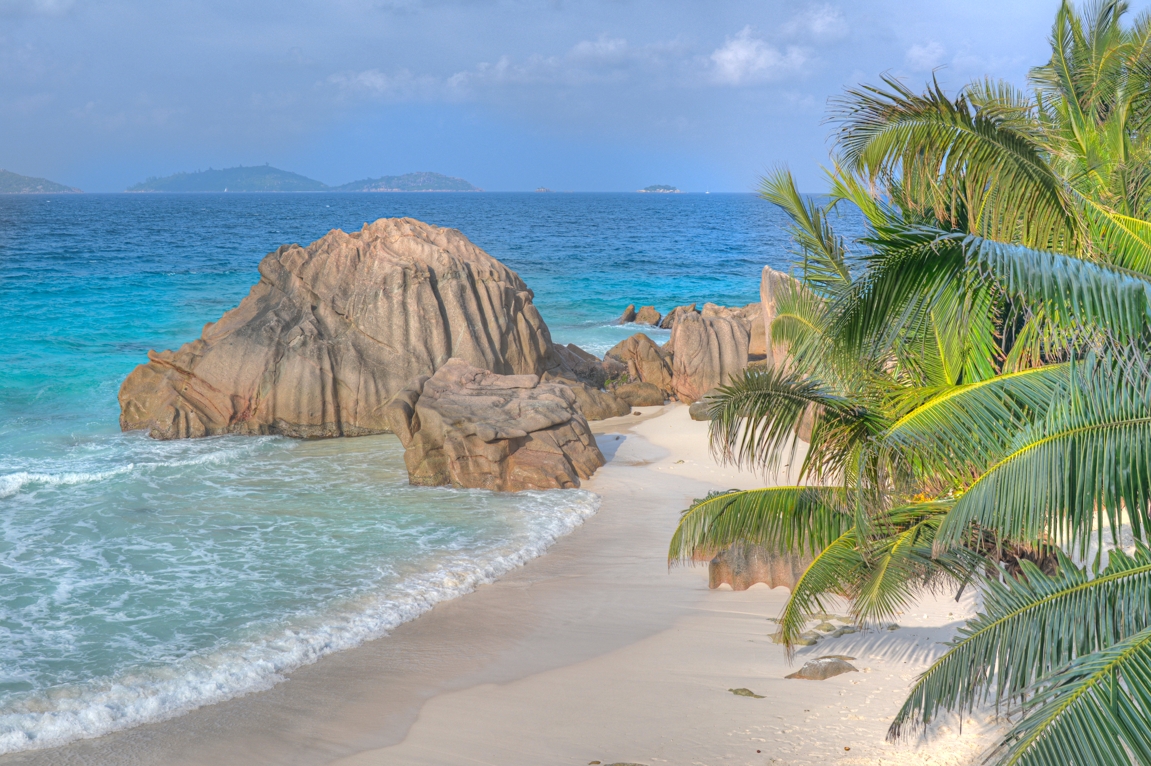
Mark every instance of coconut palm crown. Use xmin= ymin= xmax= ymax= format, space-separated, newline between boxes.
xmin=670 ymin=2 xmax=1151 ymax=762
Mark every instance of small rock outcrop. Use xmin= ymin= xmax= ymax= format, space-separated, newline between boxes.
xmin=668 ymin=313 xmax=750 ymax=404
xmin=635 ymin=305 xmax=661 ymax=326
xmin=707 ymin=542 xmax=813 ymax=590
xmin=606 ymin=333 xmax=674 ymax=395
xmin=383 ymin=359 xmax=605 ymax=491
xmin=119 ymin=218 xmax=563 ymax=440
xmin=612 ymin=381 xmax=664 ymax=407
xmin=785 ymin=657 xmax=858 ymax=681
xmin=619 ymin=304 xmax=637 ymax=324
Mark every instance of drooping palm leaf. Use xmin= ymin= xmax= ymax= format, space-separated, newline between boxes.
xmin=992 ymin=625 xmax=1151 ymax=765
xmin=969 ymin=235 xmax=1151 ymax=342
xmin=832 ymin=75 xmax=1078 ymax=250
xmin=668 ymin=486 xmax=851 ymax=565
xmin=884 ymin=364 xmax=1070 ymax=476
xmin=890 ymin=547 xmax=1151 ymax=742
xmin=936 ymin=357 xmax=1151 ymax=555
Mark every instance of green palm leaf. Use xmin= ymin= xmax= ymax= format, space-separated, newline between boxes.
xmin=992 ymin=625 xmax=1151 ymax=765
xmin=970 ymin=236 xmax=1151 ymax=341
xmin=936 ymin=359 xmax=1151 ymax=554
xmin=890 ymin=547 xmax=1151 ymax=742
xmin=884 ymin=364 xmax=1070 ymax=474
xmin=668 ymin=486 xmax=850 ymax=565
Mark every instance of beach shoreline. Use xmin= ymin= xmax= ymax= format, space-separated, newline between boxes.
xmin=6 ymin=404 xmax=998 ymax=766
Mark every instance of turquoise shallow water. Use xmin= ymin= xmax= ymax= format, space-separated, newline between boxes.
xmin=0 ymin=192 xmax=860 ymax=752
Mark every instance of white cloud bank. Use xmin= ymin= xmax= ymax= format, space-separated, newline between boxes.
xmin=710 ymin=27 xmax=809 ymax=85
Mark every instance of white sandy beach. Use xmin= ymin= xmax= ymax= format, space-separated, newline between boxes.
xmin=7 ymin=405 xmax=1000 ymax=766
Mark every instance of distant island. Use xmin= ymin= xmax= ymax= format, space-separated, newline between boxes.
xmin=0 ymin=170 xmax=81 ymax=194
xmin=335 ymin=172 xmax=480 ymax=192
xmin=638 ymin=185 xmax=681 ymax=193
xmin=127 ymin=166 xmax=480 ymax=193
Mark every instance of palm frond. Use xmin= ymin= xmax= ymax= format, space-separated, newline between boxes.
xmin=884 ymin=364 xmax=1070 ymax=475
xmin=760 ymin=167 xmax=851 ymax=298
xmin=668 ymin=486 xmax=850 ymax=565
xmin=936 ymin=358 xmax=1151 ymax=555
xmin=992 ymin=625 xmax=1151 ymax=765
xmin=969 ymin=235 xmax=1151 ymax=341
xmin=890 ymin=546 xmax=1151 ymax=741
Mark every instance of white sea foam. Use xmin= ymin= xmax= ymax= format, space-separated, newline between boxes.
xmin=0 ymin=465 xmax=136 ymax=499
xmin=0 ymin=489 xmax=600 ymax=754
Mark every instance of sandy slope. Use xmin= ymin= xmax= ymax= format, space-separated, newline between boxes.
xmin=8 ymin=405 xmax=1000 ymax=766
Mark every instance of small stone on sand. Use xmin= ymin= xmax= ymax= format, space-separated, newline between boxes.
xmin=728 ymin=687 xmax=765 ymax=698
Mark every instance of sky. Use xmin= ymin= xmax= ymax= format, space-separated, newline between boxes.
xmin=3 ymin=0 xmax=1147 ymax=192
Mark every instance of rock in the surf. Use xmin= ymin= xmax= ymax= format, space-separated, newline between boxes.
xmin=384 ymin=359 xmax=604 ymax=491
xmin=668 ymin=312 xmax=750 ymax=404
xmin=701 ymin=301 xmax=766 ymax=357
xmin=619 ymin=304 xmax=637 ymax=323
xmin=635 ymin=305 xmax=661 ymax=326
xmin=605 ymin=333 xmax=674 ymax=396
xmin=612 ymin=381 xmax=665 ymax=407
xmin=119 ymin=218 xmax=565 ymax=440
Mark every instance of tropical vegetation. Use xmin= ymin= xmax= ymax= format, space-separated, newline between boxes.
xmin=669 ymin=2 xmax=1151 ymax=762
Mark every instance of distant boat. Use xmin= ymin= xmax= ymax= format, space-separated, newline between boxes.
xmin=535 ymin=187 xmax=553 ymax=193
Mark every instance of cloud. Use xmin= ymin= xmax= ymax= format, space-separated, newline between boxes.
xmin=785 ymin=4 xmax=849 ymax=40
xmin=326 ymin=68 xmax=440 ymax=99
xmin=905 ymin=41 xmax=945 ymax=71
xmin=0 ymin=0 xmax=73 ymax=17
xmin=710 ymin=27 xmax=809 ymax=85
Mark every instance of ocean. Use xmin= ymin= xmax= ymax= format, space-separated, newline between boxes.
xmin=0 ymin=191 xmax=844 ymax=752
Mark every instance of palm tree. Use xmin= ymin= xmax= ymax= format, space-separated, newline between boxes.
xmin=670 ymin=2 xmax=1151 ymax=761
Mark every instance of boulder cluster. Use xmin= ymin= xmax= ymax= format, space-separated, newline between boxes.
xmin=117 ymin=215 xmax=795 ymax=494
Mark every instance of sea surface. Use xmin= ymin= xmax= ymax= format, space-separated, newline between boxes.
xmin=0 ymin=192 xmax=859 ymax=752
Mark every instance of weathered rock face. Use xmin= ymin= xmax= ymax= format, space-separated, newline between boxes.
xmin=701 ymin=301 xmax=766 ymax=357
xmin=605 ymin=333 xmax=674 ymax=395
xmin=553 ymin=343 xmax=609 ymax=389
xmin=119 ymin=218 xmax=563 ymax=440
xmin=659 ymin=303 xmax=697 ymax=329
xmin=619 ymin=304 xmax=637 ymax=324
xmin=761 ymin=266 xmax=798 ymax=368
xmin=543 ymin=373 xmax=631 ymax=420
xmin=383 ymin=359 xmax=605 ymax=491
xmin=612 ymin=381 xmax=664 ymax=407
xmin=707 ymin=542 xmax=814 ymax=590
xmin=668 ymin=312 xmax=750 ymax=404
xmin=635 ymin=305 xmax=661 ymax=326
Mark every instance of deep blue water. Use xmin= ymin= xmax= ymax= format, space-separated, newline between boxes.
xmin=0 ymin=192 xmax=856 ymax=752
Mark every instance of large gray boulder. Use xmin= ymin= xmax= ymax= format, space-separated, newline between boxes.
xmin=119 ymin=218 xmax=564 ymax=440
xmin=668 ymin=313 xmax=750 ymax=404
xmin=659 ymin=303 xmax=698 ymax=330
xmin=383 ymin=359 xmax=605 ymax=491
